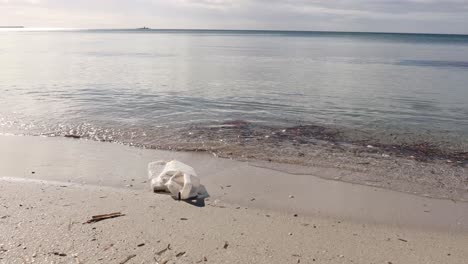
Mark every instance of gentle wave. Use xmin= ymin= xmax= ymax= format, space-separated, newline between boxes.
xmin=398 ymin=60 xmax=468 ymax=68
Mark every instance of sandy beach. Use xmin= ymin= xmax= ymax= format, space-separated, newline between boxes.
xmin=3 ymin=5 xmax=468 ymax=263
xmin=0 ymin=135 xmax=467 ymax=263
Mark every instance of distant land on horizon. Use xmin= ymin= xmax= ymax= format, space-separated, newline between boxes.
xmin=1 ymin=27 xmax=467 ymax=36
xmin=100 ymin=28 xmax=468 ymax=37
xmin=0 ymin=26 xmax=24 ymax=28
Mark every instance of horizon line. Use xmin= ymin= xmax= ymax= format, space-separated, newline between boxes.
xmin=2 ymin=27 xmax=467 ymax=36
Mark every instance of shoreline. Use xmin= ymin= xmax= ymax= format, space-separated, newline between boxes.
xmin=2 ymin=128 xmax=467 ymax=202
xmin=0 ymin=134 xmax=467 ymax=231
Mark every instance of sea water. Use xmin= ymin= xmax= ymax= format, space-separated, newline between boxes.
xmin=1 ymin=29 xmax=467 ymax=159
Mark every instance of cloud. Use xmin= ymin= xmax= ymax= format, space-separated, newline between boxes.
xmin=0 ymin=0 xmax=40 ymax=6
xmin=184 ymin=0 xmax=236 ymax=8
xmin=0 ymin=0 xmax=40 ymax=3
xmin=256 ymin=0 xmax=468 ymax=14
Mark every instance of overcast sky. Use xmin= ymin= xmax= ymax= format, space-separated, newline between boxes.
xmin=1 ymin=0 xmax=468 ymax=34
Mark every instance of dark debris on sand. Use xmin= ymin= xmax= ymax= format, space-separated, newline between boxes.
xmin=180 ymin=121 xmax=467 ymax=165
xmin=56 ymin=120 xmax=467 ymax=166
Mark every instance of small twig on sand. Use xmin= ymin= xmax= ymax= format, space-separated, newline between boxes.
xmin=176 ymin=251 xmax=186 ymax=257
xmin=156 ymin=244 xmax=171 ymax=256
xmin=64 ymin=134 xmax=81 ymax=139
xmin=83 ymin=212 xmax=125 ymax=224
xmin=119 ymin=254 xmax=136 ymax=264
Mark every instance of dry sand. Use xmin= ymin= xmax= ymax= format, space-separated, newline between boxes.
xmin=0 ymin=135 xmax=467 ymax=263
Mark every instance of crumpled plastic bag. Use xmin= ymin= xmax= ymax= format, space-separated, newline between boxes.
xmin=148 ymin=160 xmax=201 ymax=200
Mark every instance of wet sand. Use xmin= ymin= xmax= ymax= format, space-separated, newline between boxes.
xmin=0 ymin=135 xmax=467 ymax=263
xmin=0 ymin=135 xmax=467 ymax=229
xmin=3 ymin=121 xmax=468 ymax=203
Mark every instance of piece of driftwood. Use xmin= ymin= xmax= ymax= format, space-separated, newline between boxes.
xmin=84 ymin=212 xmax=125 ymax=224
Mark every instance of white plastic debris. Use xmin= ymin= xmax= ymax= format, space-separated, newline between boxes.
xmin=148 ymin=160 xmax=201 ymax=200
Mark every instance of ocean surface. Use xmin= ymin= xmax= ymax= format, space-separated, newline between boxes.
xmin=1 ymin=29 xmax=467 ymax=161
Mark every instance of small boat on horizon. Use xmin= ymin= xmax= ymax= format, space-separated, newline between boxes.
xmin=137 ymin=26 xmax=151 ymax=30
